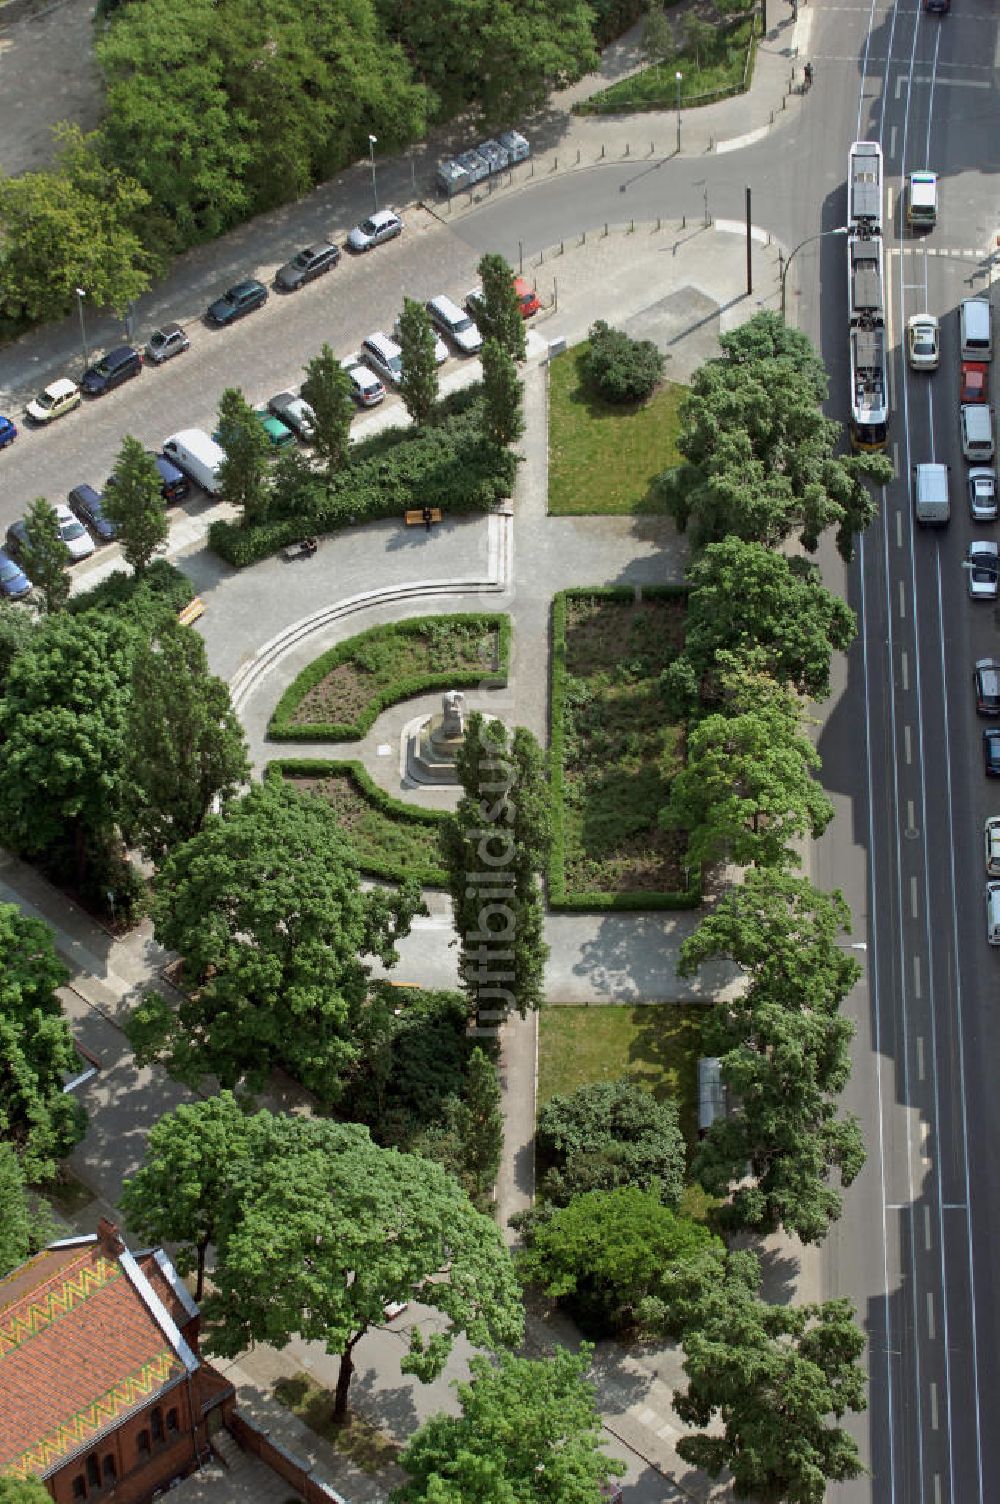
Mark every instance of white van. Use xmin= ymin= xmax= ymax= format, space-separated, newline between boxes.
xmin=961 ymin=405 xmax=995 ymax=462
xmin=913 ymin=462 xmax=950 ymax=524
xmin=961 ymin=298 xmax=993 ymax=362
xmin=161 ymin=428 xmax=226 ymax=495
xmin=987 ymin=881 xmax=1000 ymax=945
xmin=426 ymin=294 xmax=483 ymax=355
xmin=906 ymin=170 xmax=938 ymax=229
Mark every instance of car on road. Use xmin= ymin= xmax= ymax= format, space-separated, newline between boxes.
xmin=966 ymin=542 xmax=999 ymax=599
xmin=975 ymin=658 xmax=1000 ymax=716
xmin=0 ymin=415 xmax=17 ymax=448
xmin=253 ymin=409 xmax=296 ymax=448
xmin=150 ymin=451 xmax=191 ymax=503
xmin=906 ymin=314 xmax=940 ymax=370
xmin=206 ymin=278 xmax=268 ymax=326
xmin=81 ymin=344 xmax=143 ymax=397
xmin=68 ymin=483 xmax=116 ymax=543
xmin=361 ymin=331 xmax=404 ymax=387
xmin=985 ymin=816 xmax=1000 ymax=876
xmin=7 ymin=504 xmax=95 ymax=564
xmin=961 ymin=361 xmax=989 ymax=404
xmin=393 ymin=317 xmax=448 ymax=366
xmin=346 ymin=209 xmax=403 ymax=252
xmin=274 ymin=242 xmax=341 ymax=290
xmin=968 ymin=467 xmax=997 ymax=522
xmin=25 ymin=378 xmax=81 ymax=425
xmin=268 ymin=391 xmax=315 ymax=440
xmin=987 ymin=881 xmax=1000 ymax=944
xmin=426 ymin=294 xmax=482 ymax=355
xmin=0 ymin=548 xmax=31 ymax=601
xmin=145 ymin=323 xmax=190 ymax=364
xmin=466 ymin=275 xmax=540 ymax=320
xmin=341 ymin=355 xmax=385 ymax=407
xmin=985 ymin=730 xmax=1000 ymax=778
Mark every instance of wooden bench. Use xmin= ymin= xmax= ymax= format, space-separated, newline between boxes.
xmin=177 ymin=596 xmax=206 ymax=627
xmin=404 ymin=507 xmax=443 ymax=527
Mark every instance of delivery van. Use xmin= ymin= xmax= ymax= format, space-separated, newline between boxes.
xmin=961 ymin=298 xmax=993 ymax=362
xmin=913 ymin=462 xmax=950 ymax=524
xmin=161 ymin=428 xmax=226 ymax=496
xmin=961 ymin=405 xmax=995 ymax=462
xmin=906 ymin=170 xmax=938 ymax=230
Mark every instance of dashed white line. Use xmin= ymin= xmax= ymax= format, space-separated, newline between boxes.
xmin=927 ymin=1290 xmax=936 ymax=1340
xmin=910 ymin=874 xmax=920 ymax=917
xmin=899 ymin=579 xmax=907 ymax=617
xmin=914 ymin=954 xmax=922 ymax=998
xmin=930 ymin=1381 xmax=940 ymax=1431
xmin=917 ymin=1033 xmax=926 ymax=1082
xmin=905 ymin=723 xmax=913 ymax=763
xmin=925 ymin=1204 xmax=933 ymax=1252
xmin=901 ymin=649 xmax=909 ymax=691
xmin=896 ymin=509 xmax=903 ymax=548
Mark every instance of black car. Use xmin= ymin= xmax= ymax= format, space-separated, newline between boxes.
xmin=985 ymin=730 xmax=1000 ymax=776
xmin=975 ymin=658 xmax=1000 ymax=716
xmin=68 ymin=484 xmax=117 ymax=543
xmin=274 ymin=242 xmax=340 ymax=291
xmin=206 ymin=279 xmax=268 ymax=326
xmin=105 ymin=452 xmax=190 ymax=506
xmin=80 ymin=345 xmax=144 ymax=397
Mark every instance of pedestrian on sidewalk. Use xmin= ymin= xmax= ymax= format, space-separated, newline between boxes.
xmin=422 ymin=505 xmax=433 ymax=532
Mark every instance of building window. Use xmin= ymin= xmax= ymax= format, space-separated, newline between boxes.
xmin=150 ymin=1407 xmax=164 ymax=1443
xmin=72 ymin=1476 xmax=86 ymax=1500
xmin=102 ymin=1455 xmax=116 ymax=1484
xmin=137 ymin=1429 xmax=151 ymax=1456
xmin=166 ymin=1408 xmax=179 ymax=1435
xmin=86 ymin=1455 xmax=100 ymax=1489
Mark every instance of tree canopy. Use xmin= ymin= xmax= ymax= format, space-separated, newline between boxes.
xmin=397 ymin=298 xmax=439 ymax=427
xmin=0 ymin=1141 xmax=58 ymax=1279
xmin=535 ymin=1078 xmax=685 ymax=1208
xmin=104 ymin=436 xmax=169 ymax=573
xmin=301 ymin=343 xmax=355 ymax=477
xmin=475 ymin=254 xmax=526 ymax=361
xmin=216 ymin=387 xmax=271 ymax=523
xmin=18 ymin=498 xmax=70 ymax=615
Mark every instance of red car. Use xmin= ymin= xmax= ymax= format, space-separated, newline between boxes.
xmin=514 ymin=276 xmax=540 ymax=318
xmin=961 ymin=361 xmax=989 ymax=403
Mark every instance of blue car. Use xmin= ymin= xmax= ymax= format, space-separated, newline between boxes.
xmin=0 ymin=547 xmax=31 ymax=601
xmin=68 ymin=484 xmax=117 ymax=544
xmin=206 ymin=279 xmax=268 ymax=327
xmin=0 ymin=415 xmax=16 ymax=449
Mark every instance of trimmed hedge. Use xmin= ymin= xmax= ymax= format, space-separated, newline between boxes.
xmin=210 ymin=400 xmax=515 ymax=568
xmin=68 ymin=559 xmax=195 ymax=619
xmin=548 ymin=586 xmax=701 ymax=912
xmin=266 ymin=758 xmax=449 ymax=888
xmin=268 ymin=612 xmax=511 ymax=741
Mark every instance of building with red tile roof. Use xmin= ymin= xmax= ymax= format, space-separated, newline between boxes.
xmin=0 ymin=1219 xmax=234 ymax=1504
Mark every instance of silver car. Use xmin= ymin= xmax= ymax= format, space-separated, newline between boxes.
xmin=346 ymin=209 xmax=403 ymax=252
xmin=145 ymin=322 xmax=190 ymax=364
xmin=968 ymin=467 xmax=998 ymax=522
xmin=267 ymin=390 xmax=315 ymax=441
xmin=967 ymin=541 xmax=1000 ymax=600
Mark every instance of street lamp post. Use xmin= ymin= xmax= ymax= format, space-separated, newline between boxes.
xmin=368 ymin=134 xmax=379 ymax=214
xmin=780 ymin=226 xmax=849 ymax=320
xmin=675 ymin=71 xmax=683 ymax=154
xmin=74 ymin=287 xmax=90 ymax=371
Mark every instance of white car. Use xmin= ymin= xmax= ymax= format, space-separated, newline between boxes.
xmin=966 ymin=541 xmax=999 ymax=600
xmin=988 ymin=880 xmax=1000 ymax=945
xmin=55 ymin=503 xmax=96 ymax=562
xmin=340 ymin=355 xmax=385 ymax=407
xmin=361 ymin=332 xmax=404 ymax=387
xmin=968 ymin=467 xmax=998 ymax=523
xmin=393 ymin=317 xmax=448 ymax=367
xmin=427 ymin=294 xmax=482 ymax=355
xmin=986 ymin=817 xmax=1000 ymax=876
xmin=25 ymin=377 xmax=81 ymax=425
xmin=346 ymin=209 xmax=403 ymax=252
xmin=906 ymin=314 xmax=940 ymax=370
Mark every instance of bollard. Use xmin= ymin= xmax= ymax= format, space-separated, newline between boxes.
xmin=656 ymin=216 xmax=661 ymax=231
xmin=770 ymin=110 xmax=774 ymax=124
xmin=553 ymin=156 xmax=559 ymax=171
xmin=577 ymin=148 xmax=581 ymax=164
xmin=783 ymin=93 xmax=787 ymax=109
xmin=600 ymin=143 xmax=606 ymax=158
xmin=625 ymin=141 xmax=630 ymax=156
xmin=604 ymin=221 xmax=609 ymax=237
xmin=650 ymin=141 xmax=655 ymax=155
xmin=682 ymin=214 xmax=686 ymax=229
xmin=629 ymin=219 xmax=634 ymax=233
xmin=560 ymin=239 xmax=564 ymax=255
xmin=530 ymin=161 xmax=535 ymax=177
xmin=581 ymin=230 xmax=587 ymax=245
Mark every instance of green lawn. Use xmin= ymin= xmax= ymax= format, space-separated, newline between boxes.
xmin=547 ymin=344 xmax=684 ymax=516
xmin=575 ymin=17 xmax=757 ymax=113
xmin=538 ymin=1003 xmax=705 ymax=1159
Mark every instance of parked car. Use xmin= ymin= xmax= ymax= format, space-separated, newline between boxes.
xmin=81 ymin=344 xmax=143 ymax=397
xmin=254 ymin=410 xmax=296 ymax=448
xmin=361 ymin=332 xmax=404 ymax=386
xmin=0 ymin=415 xmax=17 ymax=448
xmin=106 ymin=452 xmax=189 ymax=505
xmin=466 ymin=276 xmax=540 ymax=321
xmin=968 ymin=467 xmax=998 ymax=522
xmin=68 ymin=483 xmax=117 ymax=543
xmin=975 ymin=658 xmax=1000 ymax=716
xmin=7 ymin=505 xmax=95 ymax=564
xmin=985 ymin=815 xmax=1000 ymax=876
xmin=961 ymin=360 xmax=989 ymax=404
xmin=274 ymin=242 xmax=340 ymax=290
xmin=268 ymin=391 xmax=316 ymax=440
xmin=341 ymin=355 xmax=385 ymax=407
xmin=346 ymin=209 xmax=403 ymax=252
xmin=25 ymin=378 xmax=81 ymax=425
xmin=0 ymin=548 xmax=31 ymax=601
xmin=206 ymin=279 xmax=268 ymax=326
xmin=985 ymin=729 xmax=1000 ymax=777
xmin=394 ymin=316 xmax=448 ymax=366
xmin=426 ymin=295 xmax=482 ymax=355
xmin=145 ymin=323 xmax=190 ymax=364
xmin=906 ymin=314 xmax=939 ymax=370
xmin=966 ymin=542 xmax=999 ymax=599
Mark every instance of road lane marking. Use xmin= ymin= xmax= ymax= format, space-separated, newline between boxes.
xmin=927 ymin=1291 xmax=936 ymax=1340
xmin=896 ymin=509 xmax=903 ymax=548
xmin=925 ymin=1204 xmax=933 ymax=1251
xmin=917 ymin=1034 xmax=925 ymax=1081
xmin=910 ymin=874 xmax=919 ymax=917
xmin=899 ymin=579 xmax=907 ymax=617
xmin=901 ymin=649 xmax=909 ymax=690
xmin=889 ymin=124 xmax=898 ymax=159
xmin=914 ymin=954 xmax=922 ymax=997
xmin=907 ymin=798 xmax=916 ymax=828
xmin=934 ymin=1475 xmax=942 ymax=1504
xmin=930 ymin=1381 xmax=939 ymax=1430
xmin=905 ymin=723 xmax=912 ymax=763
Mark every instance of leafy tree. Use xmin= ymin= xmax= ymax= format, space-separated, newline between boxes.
xmin=123 ymin=623 xmax=248 ymax=863
xmin=394 ymin=1345 xmax=622 ymax=1504
xmin=660 ymin=670 xmax=833 ymax=869
xmin=0 ymin=614 xmax=133 ymax=881
xmin=674 ymin=1252 xmax=867 ymax=1503
xmin=104 ymin=436 xmax=169 ymax=573
xmin=126 ymin=781 xmax=424 ymax=1100
xmin=475 ymin=253 xmax=526 ymax=361
xmin=119 ymin=1091 xmax=252 ymax=1299
xmin=642 ymin=0 xmax=676 ymax=68
xmin=217 ymin=387 xmax=271 ymax=523
xmin=301 ymin=343 xmax=355 ymax=478
xmin=518 ymin=1187 xmax=726 ymax=1338
xmin=452 ymin=1045 xmax=503 ymax=1198
xmin=206 ymin=1133 xmax=523 ymax=1421
xmin=535 ymin=1078 xmax=685 ymax=1208
xmin=0 ymin=124 xmax=152 ymax=326
xmin=661 ymin=540 xmax=856 ymax=716
xmin=0 ymin=905 xmax=86 ymax=1181
xmin=480 ymin=337 xmax=524 ymax=451
xmin=682 ymin=12 xmax=715 ymax=67
xmin=397 ymin=298 xmax=439 ymax=427
xmin=441 ymin=715 xmax=551 ymax=1022
xmin=17 ymin=498 xmax=70 ymax=614
xmin=0 ymin=1141 xmax=58 ymax=1279
xmin=0 ymin=600 xmax=35 ymax=687
xmin=583 ymin=320 xmax=663 ymax=404
xmin=681 ymin=869 xmax=865 ymax=1242
xmin=0 ymin=1477 xmax=58 ymax=1504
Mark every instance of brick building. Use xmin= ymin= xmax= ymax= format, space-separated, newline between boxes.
xmin=0 ymin=1219 xmax=234 ymax=1504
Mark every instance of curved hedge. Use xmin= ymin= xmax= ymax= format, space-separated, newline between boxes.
xmin=268 ymin=613 xmax=511 ymax=742
xmin=266 ymin=758 xmax=448 ymax=888
xmin=548 ymin=585 xmax=700 ymax=912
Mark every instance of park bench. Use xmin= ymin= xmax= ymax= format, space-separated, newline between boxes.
xmin=177 ymin=596 xmax=206 ymax=627
xmin=404 ymin=507 xmax=443 ymax=527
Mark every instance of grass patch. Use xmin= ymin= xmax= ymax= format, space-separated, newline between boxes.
xmin=549 ymin=588 xmax=698 ymax=908
xmin=270 ymin=760 xmax=448 ymax=887
xmin=575 ymin=16 xmax=758 ymax=113
xmin=548 ymin=343 xmax=684 ymax=516
xmin=538 ymin=1003 xmax=705 ymax=1158
xmin=273 ymin=1374 xmax=401 ymax=1472
xmin=269 ymin=614 xmax=509 ymax=741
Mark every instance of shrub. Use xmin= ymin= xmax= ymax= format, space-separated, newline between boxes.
xmin=68 ymin=559 xmax=194 ymax=621
xmin=536 ymin=1078 xmax=686 ymax=1209
xmin=582 ymin=320 xmax=664 ymax=404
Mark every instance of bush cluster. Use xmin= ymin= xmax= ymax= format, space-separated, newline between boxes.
xmin=582 ymin=320 xmax=664 ymax=405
